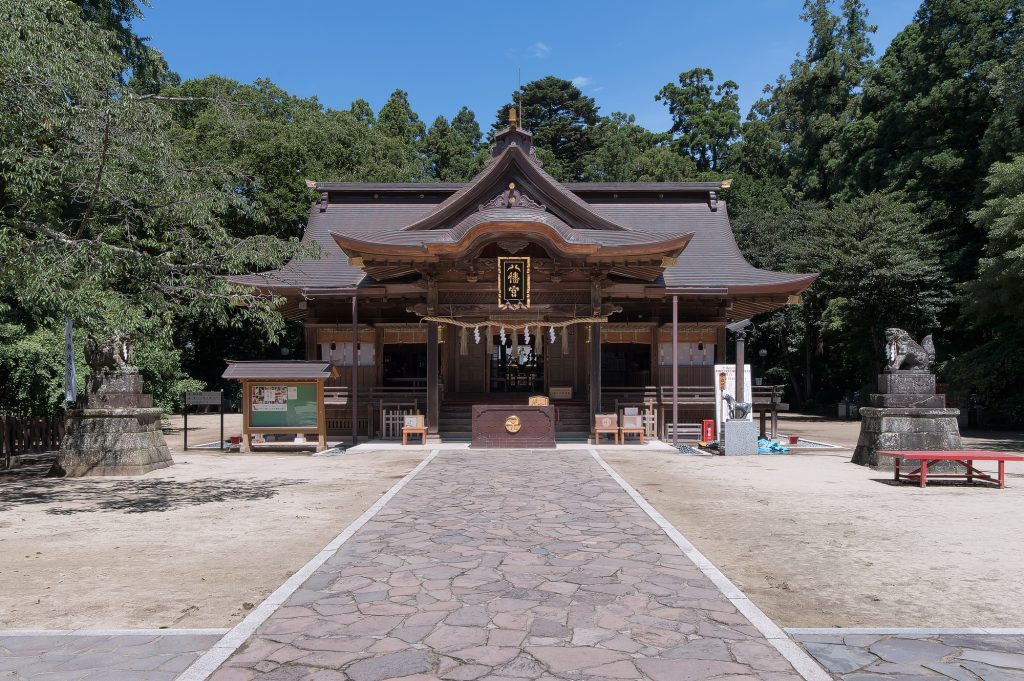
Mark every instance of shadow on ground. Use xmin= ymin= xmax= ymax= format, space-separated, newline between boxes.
xmin=0 ymin=455 xmax=302 ymax=514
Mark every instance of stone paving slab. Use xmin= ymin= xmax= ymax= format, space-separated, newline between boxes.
xmin=210 ymin=449 xmax=804 ymax=680
xmin=789 ymin=630 xmax=1024 ymax=680
xmin=0 ymin=632 xmax=223 ymax=680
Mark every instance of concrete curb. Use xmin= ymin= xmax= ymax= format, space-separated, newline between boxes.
xmin=175 ymin=449 xmax=441 ymax=681
xmin=588 ymin=449 xmax=832 ymax=681
xmin=788 ymin=627 xmax=1024 ymax=635
xmin=0 ymin=629 xmax=228 ymax=637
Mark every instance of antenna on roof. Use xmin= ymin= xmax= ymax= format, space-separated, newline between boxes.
xmin=517 ymin=67 xmax=523 ymax=130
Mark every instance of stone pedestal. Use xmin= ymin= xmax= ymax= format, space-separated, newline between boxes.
xmin=723 ymin=420 xmax=759 ymax=456
xmin=852 ymin=370 xmax=961 ymax=469
xmin=49 ymin=369 xmax=173 ymax=477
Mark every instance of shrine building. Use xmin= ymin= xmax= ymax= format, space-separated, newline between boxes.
xmin=233 ymin=114 xmax=816 ymax=443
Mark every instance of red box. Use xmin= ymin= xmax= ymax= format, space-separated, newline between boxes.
xmin=702 ymin=419 xmax=715 ymax=441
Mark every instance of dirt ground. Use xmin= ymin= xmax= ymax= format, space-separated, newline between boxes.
xmin=5 ymin=412 xmax=1023 ymax=631
xmin=602 ymin=413 xmax=1024 ymax=628
xmin=0 ymin=425 xmax=424 ymax=629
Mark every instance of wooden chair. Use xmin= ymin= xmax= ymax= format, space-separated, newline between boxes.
xmin=402 ymin=426 xmax=427 ymax=445
xmin=594 ymin=413 xmax=620 ymax=445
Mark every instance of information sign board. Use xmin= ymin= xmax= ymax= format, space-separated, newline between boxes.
xmin=249 ymin=383 xmax=318 ymax=428
xmin=713 ymin=364 xmax=753 ymax=441
xmin=185 ymin=391 xmax=222 ymax=406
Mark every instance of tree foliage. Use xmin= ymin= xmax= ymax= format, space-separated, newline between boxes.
xmin=496 ymin=76 xmax=599 ymax=182
xmin=3 ymin=0 xmax=1024 ymax=424
xmin=657 ymin=68 xmax=740 ymax=172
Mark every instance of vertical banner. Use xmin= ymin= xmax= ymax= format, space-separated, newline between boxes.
xmin=713 ymin=363 xmax=752 ymax=439
xmin=497 ymin=256 xmax=530 ymax=310
xmin=64 ymin=319 xmax=76 ymax=404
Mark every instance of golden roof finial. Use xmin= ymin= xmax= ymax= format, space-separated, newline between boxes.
xmin=508 ymin=106 xmax=518 ymax=129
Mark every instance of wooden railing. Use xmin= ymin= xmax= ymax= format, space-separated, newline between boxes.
xmin=601 ymin=385 xmax=785 ymax=409
xmin=1 ymin=415 xmax=64 ymax=469
xmin=324 ymin=387 xmax=428 ymax=439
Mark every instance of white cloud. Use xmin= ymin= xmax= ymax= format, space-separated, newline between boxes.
xmin=528 ymin=42 xmax=551 ymax=58
xmin=571 ymin=76 xmax=592 ymax=88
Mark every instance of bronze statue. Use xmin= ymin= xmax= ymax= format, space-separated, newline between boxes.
xmin=884 ymin=328 xmax=935 ymax=372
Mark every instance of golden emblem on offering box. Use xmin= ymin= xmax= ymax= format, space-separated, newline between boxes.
xmin=497 ymin=256 xmax=530 ymax=310
xmin=504 ymin=415 xmax=522 ymax=433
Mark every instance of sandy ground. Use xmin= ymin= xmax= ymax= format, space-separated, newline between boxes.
xmin=0 ymin=431 xmax=424 ymax=629
xmin=602 ymin=413 xmax=1024 ymax=628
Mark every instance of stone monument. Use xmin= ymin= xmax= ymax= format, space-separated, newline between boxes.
xmin=852 ymin=328 xmax=961 ymax=468
xmin=49 ymin=333 xmax=173 ymax=477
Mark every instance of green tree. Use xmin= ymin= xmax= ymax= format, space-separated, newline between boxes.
xmin=423 ymin=108 xmax=485 ymax=181
xmin=791 ymin=193 xmax=949 ymax=400
xmin=582 ymin=113 xmax=694 ymax=181
xmin=750 ymin=0 xmax=876 ymax=197
xmin=496 ymin=76 xmax=599 ymax=181
xmin=656 ymin=68 xmax=740 ymax=171
xmin=0 ymin=0 xmax=299 ymax=412
xmin=75 ymin=0 xmax=179 ymax=93
xmin=846 ymin=0 xmax=1021 ymax=276
xmin=949 ymin=154 xmax=1024 ymax=421
xmin=370 ymin=89 xmax=429 ymax=181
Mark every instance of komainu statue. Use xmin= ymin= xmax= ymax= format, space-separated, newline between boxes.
xmin=884 ymin=328 xmax=935 ymax=372
xmin=84 ymin=332 xmax=134 ymax=372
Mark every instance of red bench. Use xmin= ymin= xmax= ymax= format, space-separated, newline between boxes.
xmin=879 ymin=450 xmax=1024 ymax=488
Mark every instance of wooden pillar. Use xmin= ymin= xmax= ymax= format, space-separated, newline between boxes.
xmin=589 ymin=324 xmax=601 ymax=423
xmin=304 ymin=325 xmax=318 ymax=360
xmin=427 ymin=321 xmax=439 ymax=436
xmin=351 ymin=295 xmax=358 ymax=445
xmin=241 ymin=380 xmax=251 ymax=453
xmin=318 ymin=378 xmax=327 ymax=451
xmin=672 ymin=295 xmax=679 ymax=446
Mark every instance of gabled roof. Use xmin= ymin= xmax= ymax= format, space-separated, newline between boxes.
xmin=222 ymin=360 xmax=333 ymax=380
xmin=231 ymin=121 xmax=817 ymax=315
xmin=400 ymin=142 xmax=628 ymax=232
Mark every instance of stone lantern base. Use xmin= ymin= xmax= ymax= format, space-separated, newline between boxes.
xmin=852 ymin=370 xmax=961 ymax=470
xmin=49 ymin=369 xmax=173 ymax=477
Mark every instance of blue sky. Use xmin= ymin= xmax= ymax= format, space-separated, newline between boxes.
xmin=137 ymin=0 xmax=920 ymax=132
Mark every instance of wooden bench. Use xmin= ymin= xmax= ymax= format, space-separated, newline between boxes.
xmin=880 ymin=450 xmax=1024 ymax=488
xmin=402 ymin=426 xmax=427 ymax=445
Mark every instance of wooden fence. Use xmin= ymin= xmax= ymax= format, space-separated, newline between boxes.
xmin=1 ymin=415 xmax=64 ymax=469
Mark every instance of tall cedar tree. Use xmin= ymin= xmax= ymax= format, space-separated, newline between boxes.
xmin=496 ymin=77 xmax=599 ymax=182
xmin=656 ymin=68 xmax=741 ymax=172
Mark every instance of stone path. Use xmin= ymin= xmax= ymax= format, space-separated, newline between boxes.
xmin=209 ymin=449 xmax=804 ymax=680
xmin=0 ymin=631 xmax=224 ymax=680
xmin=790 ymin=630 xmax=1024 ymax=680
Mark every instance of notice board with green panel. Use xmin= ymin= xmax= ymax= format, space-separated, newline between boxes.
xmin=248 ymin=382 xmax=318 ymax=428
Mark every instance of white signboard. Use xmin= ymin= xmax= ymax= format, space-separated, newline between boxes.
xmin=713 ymin=364 xmax=753 ymax=440
xmin=251 ymin=385 xmax=294 ymax=412
xmin=185 ymin=391 xmax=221 ymax=406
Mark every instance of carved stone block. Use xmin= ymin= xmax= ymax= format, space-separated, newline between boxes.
xmin=878 ymin=371 xmax=936 ymax=395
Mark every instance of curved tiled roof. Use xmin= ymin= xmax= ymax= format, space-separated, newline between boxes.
xmin=233 ymin=125 xmax=815 ymax=299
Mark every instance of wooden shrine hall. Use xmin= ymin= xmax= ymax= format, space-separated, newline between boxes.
xmin=233 ymin=113 xmax=816 ymax=443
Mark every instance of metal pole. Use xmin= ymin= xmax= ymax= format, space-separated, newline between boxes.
xmin=672 ymin=295 xmax=678 ymax=446
xmin=219 ymin=389 xmax=225 ymax=451
xmin=352 ymin=294 xmax=359 ymax=446
xmin=735 ymin=331 xmax=746 ymax=405
xmin=183 ymin=393 xmax=188 ymax=451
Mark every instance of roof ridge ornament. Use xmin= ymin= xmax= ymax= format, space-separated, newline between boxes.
xmin=491 ymin=109 xmax=540 ymax=164
xmin=478 ymin=181 xmax=547 ymax=212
